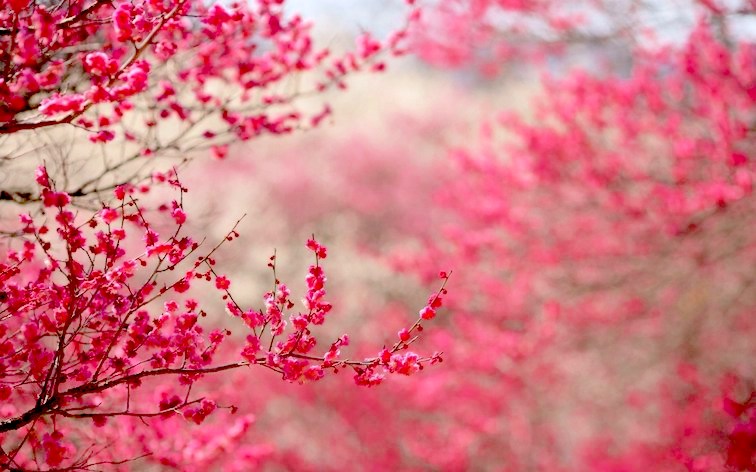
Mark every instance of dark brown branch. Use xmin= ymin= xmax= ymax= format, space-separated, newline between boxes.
xmin=0 ymin=360 xmax=252 ymax=434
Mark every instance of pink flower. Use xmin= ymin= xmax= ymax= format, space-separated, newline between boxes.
xmin=173 ymin=278 xmax=190 ymax=293
xmin=99 ymin=207 xmax=119 ymax=223
xmin=215 ymin=275 xmax=231 ymax=290
xmin=39 ymin=93 xmax=86 ymax=116
xmin=41 ymin=432 xmax=68 ymax=467
xmin=304 ymin=365 xmax=325 ymax=381
xmin=419 ymin=306 xmax=436 ymax=320
xmin=89 ymin=130 xmax=115 ymax=143
xmin=83 ymin=52 xmax=116 ymax=77
xmin=171 ymin=206 xmax=187 ymax=225
xmin=113 ymin=4 xmax=134 ymax=41
xmin=306 ymin=237 xmax=327 ymax=259
xmin=34 ymin=166 xmax=50 ymax=187
xmin=113 ymin=186 xmax=125 ymax=200
xmin=41 ymin=189 xmax=71 ymax=207
xmin=241 ymin=335 xmax=261 ymax=361
xmin=388 ymin=352 xmax=421 ymax=376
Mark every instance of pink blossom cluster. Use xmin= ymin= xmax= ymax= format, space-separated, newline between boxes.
xmin=1 ymin=0 xmax=420 ymax=148
xmin=0 ymin=167 xmax=449 ymax=468
xmin=1 ymin=0 xmax=443 ymax=469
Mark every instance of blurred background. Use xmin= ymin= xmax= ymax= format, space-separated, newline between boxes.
xmin=170 ymin=1 xmax=755 ymax=470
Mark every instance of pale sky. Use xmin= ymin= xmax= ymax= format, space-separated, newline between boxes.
xmin=285 ymin=0 xmax=406 ymax=36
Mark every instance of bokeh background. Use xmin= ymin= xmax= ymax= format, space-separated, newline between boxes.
xmin=167 ymin=1 xmax=755 ymax=470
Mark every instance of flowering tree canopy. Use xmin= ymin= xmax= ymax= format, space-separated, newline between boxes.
xmin=1 ymin=0 xmax=417 ymax=202
xmin=0 ymin=0 xmax=452 ymax=469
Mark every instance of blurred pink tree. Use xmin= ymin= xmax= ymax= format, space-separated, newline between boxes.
xmin=199 ymin=1 xmax=753 ymax=469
